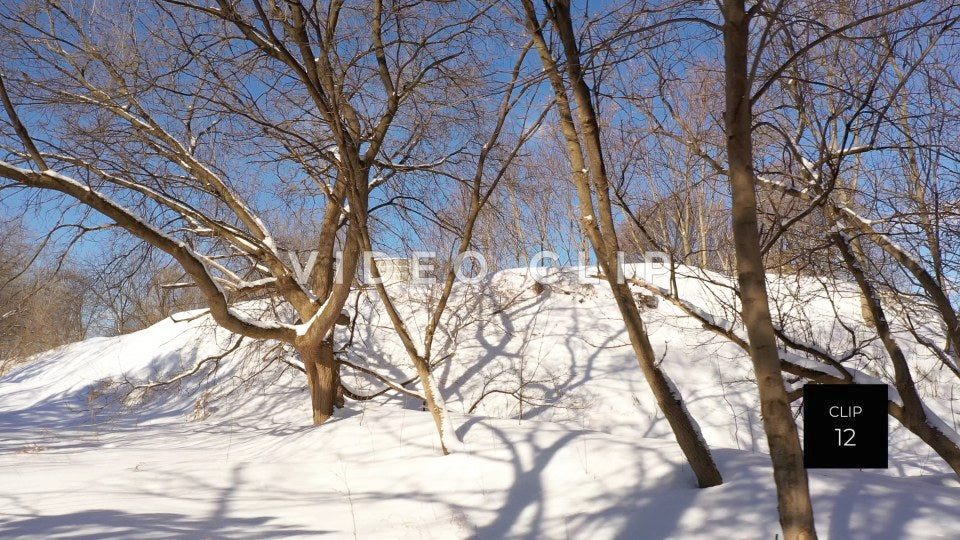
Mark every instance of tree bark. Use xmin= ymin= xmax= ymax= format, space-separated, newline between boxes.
xmin=522 ymin=0 xmax=723 ymax=488
xmin=298 ymin=339 xmax=339 ymax=425
xmin=722 ymin=1 xmax=817 ymax=538
xmin=609 ymin=281 xmax=724 ymax=487
xmin=835 ymin=230 xmax=960 ymax=476
xmin=412 ymin=354 xmax=453 ymax=455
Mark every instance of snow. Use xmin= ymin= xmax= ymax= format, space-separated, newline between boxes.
xmin=922 ymin=403 xmax=960 ymax=448
xmin=2 ymin=265 xmax=960 ymax=538
xmin=251 ymin=216 xmax=279 ymax=257
xmin=838 ymin=204 xmax=876 ymax=226
xmin=323 ymin=144 xmax=342 ymax=163
xmin=800 ymin=156 xmax=819 ymax=179
xmin=225 ymin=306 xmax=297 ymax=334
xmin=292 ymin=298 xmax=336 ymax=337
xmin=232 ymin=277 xmax=277 ymax=290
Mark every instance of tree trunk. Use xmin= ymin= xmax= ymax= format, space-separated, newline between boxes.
xmin=299 ymin=339 xmax=338 ymax=425
xmin=412 ymin=355 xmax=454 ymax=455
xmin=723 ymin=2 xmax=817 ymax=538
xmin=835 ymin=231 xmax=960 ymax=476
xmin=323 ymin=338 xmax=346 ymax=409
xmin=697 ymin=165 xmax=711 ymax=269
xmin=351 ymin=200 xmax=456 ymax=455
xmin=532 ymin=0 xmax=723 ymax=489
xmin=860 ymin=292 xmax=876 ymax=327
xmin=610 ymin=280 xmax=723 ymax=487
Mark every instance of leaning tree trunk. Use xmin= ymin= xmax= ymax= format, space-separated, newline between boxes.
xmin=609 ymin=279 xmax=724 ymax=487
xmin=835 ymin=231 xmax=960 ymax=476
xmin=723 ymin=1 xmax=817 ymax=538
xmin=538 ymin=0 xmax=723 ymax=489
xmin=522 ymin=0 xmax=723 ymax=488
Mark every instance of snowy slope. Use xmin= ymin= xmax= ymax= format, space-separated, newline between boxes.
xmin=2 ymin=264 xmax=960 ymax=539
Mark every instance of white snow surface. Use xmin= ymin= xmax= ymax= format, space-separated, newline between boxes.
xmin=2 ymin=264 xmax=960 ymax=539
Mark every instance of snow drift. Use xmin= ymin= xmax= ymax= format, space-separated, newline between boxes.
xmin=2 ymin=264 xmax=959 ymax=538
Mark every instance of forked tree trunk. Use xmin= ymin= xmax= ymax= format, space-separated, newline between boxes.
xmin=352 ymin=211 xmax=456 ymax=454
xmin=723 ymin=1 xmax=817 ymax=538
xmin=412 ymin=355 xmax=454 ymax=455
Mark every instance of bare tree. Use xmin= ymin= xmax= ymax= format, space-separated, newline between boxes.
xmin=517 ymin=0 xmax=723 ymax=488
xmin=739 ymin=0 xmax=960 ymax=478
xmin=0 ymin=220 xmax=90 ymax=372
xmin=349 ymin=31 xmax=549 ymax=454
xmin=719 ymin=1 xmax=816 ymax=536
xmin=0 ymin=0 xmax=479 ymax=434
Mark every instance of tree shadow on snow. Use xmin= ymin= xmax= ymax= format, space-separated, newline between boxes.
xmin=0 ymin=510 xmax=326 ymax=539
xmin=0 ymin=463 xmax=328 ymax=538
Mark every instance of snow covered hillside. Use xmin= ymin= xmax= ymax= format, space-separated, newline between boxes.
xmin=2 ymin=265 xmax=960 ymax=539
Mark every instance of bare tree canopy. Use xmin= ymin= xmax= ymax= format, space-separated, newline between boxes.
xmin=4 ymin=1 xmax=960 ymax=537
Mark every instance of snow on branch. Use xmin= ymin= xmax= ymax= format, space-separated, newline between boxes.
xmin=0 ymin=160 xmax=298 ymax=343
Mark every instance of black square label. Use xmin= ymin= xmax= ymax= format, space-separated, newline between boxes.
xmin=803 ymin=384 xmax=888 ymax=468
